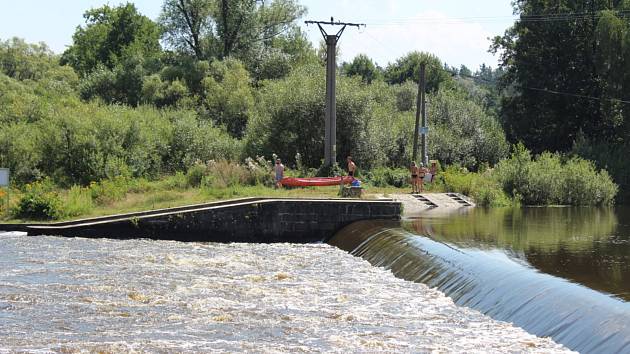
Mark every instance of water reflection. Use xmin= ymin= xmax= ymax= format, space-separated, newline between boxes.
xmin=404 ymin=207 xmax=630 ymax=301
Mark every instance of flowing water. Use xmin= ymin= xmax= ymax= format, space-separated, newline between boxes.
xmin=330 ymin=207 xmax=630 ymax=353
xmin=0 ymin=231 xmax=569 ymax=353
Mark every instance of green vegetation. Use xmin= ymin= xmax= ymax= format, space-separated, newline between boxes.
xmin=0 ymin=0 xmax=624 ymax=221
xmin=492 ymin=0 xmax=630 ymax=203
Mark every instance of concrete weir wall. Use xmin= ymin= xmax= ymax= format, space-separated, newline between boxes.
xmin=15 ymin=198 xmax=401 ymax=243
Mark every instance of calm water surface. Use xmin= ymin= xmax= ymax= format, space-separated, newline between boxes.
xmin=411 ymin=207 xmax=630 ymax=301
xmin=331 ymin=206 xmax=630 ymax=353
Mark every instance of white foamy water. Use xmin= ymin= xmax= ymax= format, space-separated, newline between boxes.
xmin=0 ymin=232 xmax=571 ymax=353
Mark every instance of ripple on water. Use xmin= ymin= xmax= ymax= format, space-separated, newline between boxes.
xmin=0 ymin=233 xmax=571 ymax=352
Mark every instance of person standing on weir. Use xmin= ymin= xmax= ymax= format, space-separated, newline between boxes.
xmin=347 ymin=156 xmax=356 ymax=178
xmin=410 ymin=161 xmax=419 ymax=194
xmin=274 ymin=158 xmax=285 ymax=188
xmin=418 ymin=162 xmax=428 ymax=192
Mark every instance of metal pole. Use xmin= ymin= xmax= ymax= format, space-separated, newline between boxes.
xmin=420 ymin=63 xmax=428 ymax=166
xmin=305 ymin=19 xmax=364 ymax=167
xmin=412 ymin=64 xmax=425 ymax=163
xmin=325 ymin=34 xmax=338 ymax=166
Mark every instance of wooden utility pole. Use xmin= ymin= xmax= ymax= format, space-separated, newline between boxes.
xmin=305 ymin=18 xmax=365 ymax=167
xmin=412 ymin=63 xmax=427 ymax=164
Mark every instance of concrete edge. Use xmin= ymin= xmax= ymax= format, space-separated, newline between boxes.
xmin=24 ymin=198 xmax=399 ymax=231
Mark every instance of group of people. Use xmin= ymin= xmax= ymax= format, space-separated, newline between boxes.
xmin=409 ymin=161 xmax=437 ymax=194
xmin=273 ymin=156 xmax=357 ymax=188
xmin=273 ymin=155 xmax=436 ymax=193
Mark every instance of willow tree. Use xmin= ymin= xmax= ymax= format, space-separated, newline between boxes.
xmin=159 ymin=0 xmax=306 ymax=61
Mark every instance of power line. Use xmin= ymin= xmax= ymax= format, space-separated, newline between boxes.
xmin=456 ymin=72 xmax=630 ymax=105
xmin=362 ymin=10 xmax=630 ymax=27
xmin=523 ymin=87 xmax=630 ymax=105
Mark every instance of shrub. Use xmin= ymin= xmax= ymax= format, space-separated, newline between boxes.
xmin=572 ymin=137 xmax=630 ymax=203
xmin=442 ymin=166 xmax=511 ymax=207
xmin=186 ymin=164 xmax=206 ymax=187
xmin=493 ymin=144 xmax=617 ymax=206
xmin=187 ymin=158 xmax=275 ymax=190
xmin=13 ymin=179 xmax=64 ymax=220
xmin=89 ymin=176 xmax=133 ymax=205
xmin=63 ymin=185 xmax=94 ymax=217
xmin=367 ymin=167 xmax=410 ymax=188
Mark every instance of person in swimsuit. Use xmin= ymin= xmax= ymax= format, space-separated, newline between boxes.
xmin=274 ymin=158 xmax=284 ymax=188
xmin=347 ymin=156 xmax=356 ymax=178
xmin=418 ymin=162 xmax=428 ymax=192
xmin=410 ymin=162 xmax=419 ymax=193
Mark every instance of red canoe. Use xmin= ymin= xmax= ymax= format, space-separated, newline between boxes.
xmin=280 ymin=176 xmax=354 ymax=187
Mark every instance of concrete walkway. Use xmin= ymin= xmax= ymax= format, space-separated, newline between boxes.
xmin=374 ymin=193 xmax=475 ymax=217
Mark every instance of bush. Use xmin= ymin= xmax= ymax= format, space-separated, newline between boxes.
xmin=186 ymin=158 xmax=275 ymax=190
xmin=89 ymin=176 xmax=133 ymax=205
xmin=12 ymin=179 xmax=64 ymax=220
xmin=572 ymin=137 xmax=630 ymax=203
xmin=442 ymin=166 xmax=511 ymax=207
xmin=367 ymin=167 xmax=410 ymax=188
xmin=63 ymin=185 xmax=94 ymax=217
xmin=186 ymin=164 xmax=206 ymax=187
xmin=493 ymin=144 xmax=617 ymax=206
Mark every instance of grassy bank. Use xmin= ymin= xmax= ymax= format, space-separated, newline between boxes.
xmin=0 ymin=147 xmax=619 ymax=223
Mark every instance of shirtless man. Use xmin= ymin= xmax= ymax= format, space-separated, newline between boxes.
xmin=347 ymin=156 xmax=356 ymax=178
xmin=274 ymin=158 xmax=284 ymax=188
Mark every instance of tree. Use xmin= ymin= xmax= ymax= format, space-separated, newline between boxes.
xmin=384 ymin=51 xmax=453 ymax=92
xmin=491 ymin=0 xmax=630 ymax=153
xmin=343 ymin=54 xmax=381 ymax=84
xmin=159 ymin=0 xmax=306 ymax=62
xmin=459 ymin=65 xmax=472 ymax=78
xmin=159 ymin=0 xmax=216 ymax=60
xmin=61 ymin=3 xmax=161 ymax=76
xmin=0 ymin=38 xmax=57 ymax=81
xmin=201 ymin=58 xmax=254 ymax=137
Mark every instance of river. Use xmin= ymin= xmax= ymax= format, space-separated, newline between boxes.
xmin=0 ymin=229 xmax=568 ymax=352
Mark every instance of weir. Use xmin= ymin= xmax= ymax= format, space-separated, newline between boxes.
xmin=4 ymin=196 xmax=625 ymax=352
xmin=0 ymin=198 xmax=400 ymax=242
xmin=329 ymin=220 xmax=630 ymax=354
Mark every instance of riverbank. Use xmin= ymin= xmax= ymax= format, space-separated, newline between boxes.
xmin=0 ymin=174 xmax=436 ymax=223
xmin=0 ymin=232 xmax=571 ymax=352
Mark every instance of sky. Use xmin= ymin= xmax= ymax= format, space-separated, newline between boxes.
xmin=0 ymin=0 xmax=516 ymax=70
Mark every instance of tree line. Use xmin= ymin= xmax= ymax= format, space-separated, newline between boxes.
xmin=0 ymin=0 xmax=622 ymax=205
xmin=492 ymin=0 xmax=630 ymax=201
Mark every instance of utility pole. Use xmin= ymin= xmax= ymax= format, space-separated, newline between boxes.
xmin=305 ymin=18 xmax=364 ymax=167
xmin=412 ymin=63 xmax=427 ymax=164
xmin=421 ymin=64 xmax=428 ymax=166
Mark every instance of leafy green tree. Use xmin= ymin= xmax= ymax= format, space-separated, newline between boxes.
xmin=159 ymin=0 xmax=216 ymax=60
xmin=60 ymin=4 xmax=162 ymax=106
xmin=78 ymin=56 xmax=146 ymax=106
xmin=159 ymin=0 xmax=306 ymax=62
xmin=491 ymin=0 xmax=630 ymax=152
xmin=384 ymin=51 xmax=453 ymax=92
xmin=0 ymin=38 xmax=57 ymax=81
xmin=141 ymin=75 xmax=190 ymax=107
xmin=428 ymin=90 xmax=509 ymax=169
xmin=201 ymin=58 xmax=254 ymax=137
xmin=459 ymin=65 xmax=472 ymax=78
xmin=61 ymin=3 xmax=161 ymax=76
xmin=343 ymin=54 xmax=381 ymax=84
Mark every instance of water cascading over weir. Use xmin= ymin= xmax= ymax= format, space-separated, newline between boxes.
xmin=327 ymin=220 xmax=630 ymax=354
xmin=5 ymin=197 xmax=630 ymax=353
